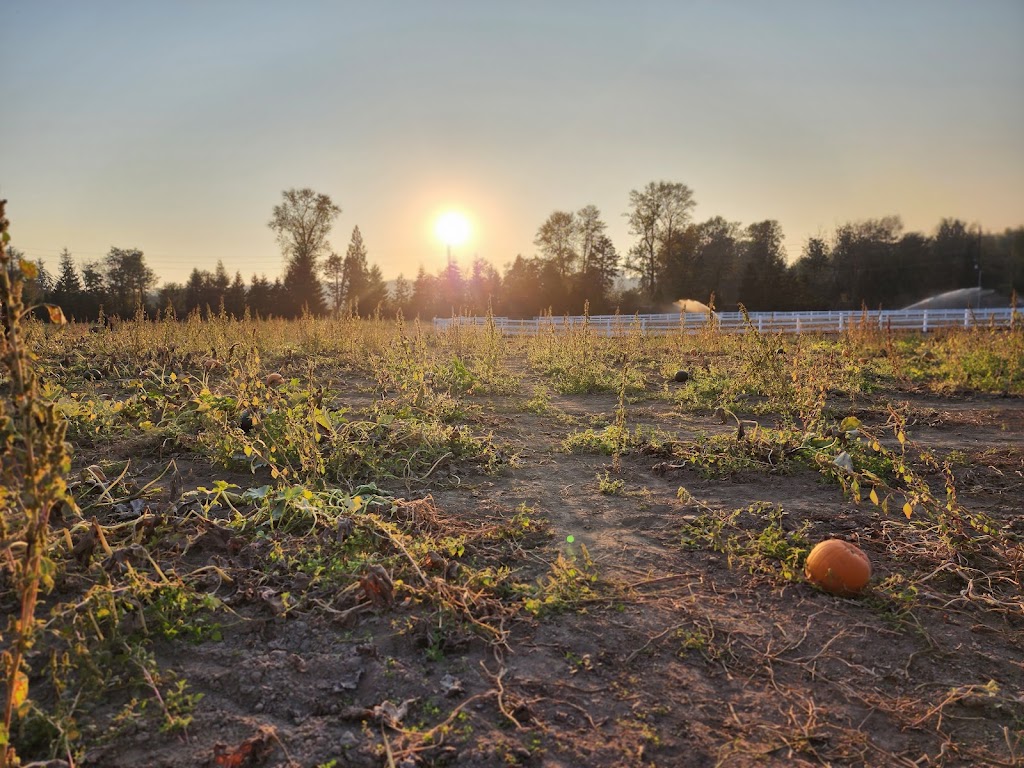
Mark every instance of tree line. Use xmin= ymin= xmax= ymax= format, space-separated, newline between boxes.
xmin=11 ymin=185 xmax=1023 ymax=322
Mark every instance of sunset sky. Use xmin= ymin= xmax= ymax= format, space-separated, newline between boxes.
xmin=3 ymin=1 xmax=1022 ymax=286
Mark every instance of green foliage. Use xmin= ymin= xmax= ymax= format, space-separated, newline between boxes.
xmin=524 ymin=544 xmax=600 ymax=616
xmin=680 ymin=502 xmax=810 ymax=582
xmin=596 ymin=470 xmax=625 ymax=495
xmin=562 ymin=424 xmax=630 ymax=455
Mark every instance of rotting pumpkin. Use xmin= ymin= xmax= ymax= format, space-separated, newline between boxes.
xmin=804 ymin=539 xmax=872 ymax=596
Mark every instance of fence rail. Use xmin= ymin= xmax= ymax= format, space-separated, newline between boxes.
xmin=434 ymin=308 xmax=1019 ymax=336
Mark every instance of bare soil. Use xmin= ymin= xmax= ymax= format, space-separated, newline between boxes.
xmin=31 ymin=382 xmax=1024 ymax=767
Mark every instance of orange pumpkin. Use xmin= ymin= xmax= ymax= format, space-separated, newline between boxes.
xmin=805 ymin=539 xmax=872 ymax=596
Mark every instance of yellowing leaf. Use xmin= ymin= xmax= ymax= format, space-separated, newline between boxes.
xmin=897 ymin=431 xmax=906 ymax=446
xmin=44 ymin=304 xmax=68 ymax=325
xmin=352 ymin=495 xmax=363 ymax=512
xmin=19 ymin=259 xmax=38 ymax=279
xmin=11 ymin=669 xmax=29 ymax=710
xmin=839 ymin=416 xmax=861 ymax=432
xmin=903 ymin=502 xmax=913 ymax=519
xmin=869 ymin=488 xmax=879 ymax=505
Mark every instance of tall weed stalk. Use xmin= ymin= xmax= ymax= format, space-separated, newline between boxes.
xmin=0 ymin=201 xmax=74 ymax=767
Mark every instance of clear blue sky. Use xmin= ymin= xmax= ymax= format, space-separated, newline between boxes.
xmin=3 ymin=0 xmax=1022 ymax=285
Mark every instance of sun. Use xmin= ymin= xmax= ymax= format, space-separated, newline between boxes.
xmin=435 ymin=210 xmax=471 ymax=248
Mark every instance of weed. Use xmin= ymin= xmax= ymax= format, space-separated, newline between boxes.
xmin=524 ymin=544 xmax=600 ymax=616
xmin=0 ymin=201 xmax=76 ymax=767
xmin=680 ymin=502 xmax=810 ymax=582
xmin=597 ymin=471 xmax=625 ymax=495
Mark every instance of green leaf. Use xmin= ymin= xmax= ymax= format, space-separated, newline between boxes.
xmin=241 ymin=485 xmax=272 ymax=502
xmin=839 ymin=416 xmax=861 ymax=433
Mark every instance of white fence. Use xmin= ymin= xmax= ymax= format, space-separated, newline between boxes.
xmin=434 ymin=308 xmax=1019 ymax=336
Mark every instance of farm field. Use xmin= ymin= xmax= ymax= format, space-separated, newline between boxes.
xmin=3 ymin=314 xmax=1024 ymax=768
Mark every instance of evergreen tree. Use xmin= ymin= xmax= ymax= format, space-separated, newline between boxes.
xmin=410 ymin=266 xmax=437 ymax=318
xmin=226 ymin=271 xmax=247 ymax=318
xmin=247 ymin=274 xmax=274 ymax=318
xmin=362 ymin=264 xmax=389 ymax=314
xmin=51 ymin=248 xmax=83 ymax=318
xmin=341 ymin=226 xmax=369 ymax=313
xmin=392 ymin=274 xmax=412 ymax=316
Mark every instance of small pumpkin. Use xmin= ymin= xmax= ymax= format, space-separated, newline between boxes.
xmin=805 ymin=539 xmax=871 ymax=596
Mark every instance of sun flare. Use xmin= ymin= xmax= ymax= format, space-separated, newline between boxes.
xmin=435 ymin=210 xmax=471 ymax=248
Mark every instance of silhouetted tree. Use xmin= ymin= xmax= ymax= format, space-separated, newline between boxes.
xmin=247 ymin=274 xmax=274 ymax=317
xmin=932 ymin=218 xmax=978 ymax=292
xmin=103 ymin=247 xmax=156 ymax=317
xmin=625 ymin=181 xmax=696 ymax=301
xmin=534 ymin=211 xmax=578 ymax=278
xmin=392 ymin=274 xmax=412 ymax=316
xmin=574 ymin=234 xmax=619 ymax=313
xmin=362 ymin=264 xmax=389 ymax=314
xmin=410 ymin=266 xmax=438 ymax=318
xmin=341 ymin=226 xmax=369 ymax=313
xmin=323 ymin=250 xmax=344 ymax=315
xmin=790 ymin=237 xmax=833 ymax=309
xmin=831 ymin=217 xmax=903 ymax=307
xmin=468 ymin=256 xmax=502 ymax=315
xmin=51 ymin=248 xmax=83 ymax=319
xmin=500 ymin=255 xmax=541 ymax=318
xmin=268 ymin=188 xmax=338 ymax=316
xmin=438 ymin=257 xmax=466 ymax=315
xmin=576 ymin=205 xmax=606 ymax=276
xmin=691 ymin=217 xmax=741 ymax=309
xmin=80 ymin=261 xmax=105 ymax=319
xmin=225 ymin=271 xmax=247 ymax=317
xmin=738 ymin=220 xmax=788 ymax=310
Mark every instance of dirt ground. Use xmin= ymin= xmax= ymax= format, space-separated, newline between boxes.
xmin=21 ymin=379 xmax=1024 ymax=767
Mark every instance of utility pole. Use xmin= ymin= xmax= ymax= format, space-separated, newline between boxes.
xmin=976 ymin=224 xmax=983 ymax=291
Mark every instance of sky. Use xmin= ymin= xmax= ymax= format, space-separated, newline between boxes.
xmin=3 ymin=0 xmax=1023 ymax=286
